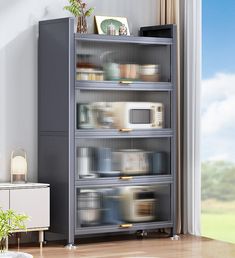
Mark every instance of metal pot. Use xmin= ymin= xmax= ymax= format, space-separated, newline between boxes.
xmin=77 ymin=190 xmax=101 ymax=226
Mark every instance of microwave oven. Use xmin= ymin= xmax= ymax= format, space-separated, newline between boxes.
xmin=111 ymin=102 xmax=164 ymax=129
xmin=120 ymin=186 xmax=156 ymax=222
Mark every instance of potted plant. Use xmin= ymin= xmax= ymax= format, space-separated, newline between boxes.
xmin=0 ymin=208 xmax=31 ymax=258
xmin=64 ymin=0 xmax=94 ymax=33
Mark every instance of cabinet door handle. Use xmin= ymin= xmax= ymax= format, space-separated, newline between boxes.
xmin=119 ymin=81 xmax=133 ymax=85
xmin=120 ymin=224 xmax=133 ymax=228
xmin=120 ymin=176 xmax=133 ymax=180
xmin=119 ymin=128 xmax=133 ymax=132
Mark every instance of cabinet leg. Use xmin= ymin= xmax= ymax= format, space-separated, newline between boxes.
xmin=16 ymin=233 xmax=20 ymax=251
xmin=39 ymin=231 xmax=44 ymax=249
xmin=171 ymin=234 xmax=180 ymax=240
xmin=6 ymin=236 xmax=8 ymax=251
xmin=65 ymin=243 xmax=77 ymax=249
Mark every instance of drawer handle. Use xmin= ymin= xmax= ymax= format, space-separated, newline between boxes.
xmin=119 ymin=128 xmax=133 ymax=132
xmin=120 ymin=176 xmax=133 ymax=180
xmin=120 ymin=224 xmax=133 ymax=228
xmin=119 ymin=81 xmax=133 ymax=85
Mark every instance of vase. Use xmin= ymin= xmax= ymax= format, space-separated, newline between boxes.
xmin=0 ymin=252 xmax=32 ymax=258
xmin=77 ymin=16 xmax=88 ymax=33
xmin=0 ymin=238 xmax=32 ymax=258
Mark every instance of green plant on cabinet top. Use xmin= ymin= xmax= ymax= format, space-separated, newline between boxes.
xmin=64 ymin=0 xmax=94 ymax=33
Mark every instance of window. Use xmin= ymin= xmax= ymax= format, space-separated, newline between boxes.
xmin=201 ymin=0 xmax=235 ymax=244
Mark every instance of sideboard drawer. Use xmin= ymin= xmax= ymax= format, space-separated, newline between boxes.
xmin=10 ymin=188 xmax=50 ymax=229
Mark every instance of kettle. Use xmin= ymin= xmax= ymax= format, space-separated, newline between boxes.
xmin=77 ymin=103 xmax=94 ymax=129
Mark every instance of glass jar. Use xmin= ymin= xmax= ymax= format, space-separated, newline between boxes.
xmin=77 ymin=15 xmax=88 ymax=33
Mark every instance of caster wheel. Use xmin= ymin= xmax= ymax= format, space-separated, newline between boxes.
xmin=136 ymin=230 xmax=148 ymax=239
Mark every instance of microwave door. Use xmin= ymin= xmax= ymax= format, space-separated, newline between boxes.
xmin=129 ymin=108 xmax=152 ymax=129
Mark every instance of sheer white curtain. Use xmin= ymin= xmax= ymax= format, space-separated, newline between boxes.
xmin=159 ymin=0 xmax=201 ymax=235
xmin=183 ymin=0 xmax=202 ymax=235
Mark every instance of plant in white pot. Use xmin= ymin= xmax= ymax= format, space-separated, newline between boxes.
xmin=0 ymin=208 xmax=32 ymax=258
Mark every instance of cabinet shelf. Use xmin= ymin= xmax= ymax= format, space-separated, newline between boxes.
xmin=75 ymin=221 xmax=173 ymax=235
xmin=75 ymin=81 xmax=173 ymax=92
xmin=75 ymin=129 xmax=173 ymax=139
xmin=75 ymin=175 xmax=173 ymax=188
xmin=75 ymin=33 xmax=173 ymax=45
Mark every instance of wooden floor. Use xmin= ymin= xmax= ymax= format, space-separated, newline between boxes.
xmin=12 ymin=234 xmax=235 ymax=258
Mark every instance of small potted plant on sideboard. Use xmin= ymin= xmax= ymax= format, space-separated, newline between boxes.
xmin=0 ymin=208 xmax=31 ymax=258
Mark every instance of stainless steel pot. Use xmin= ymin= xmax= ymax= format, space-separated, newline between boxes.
xmin=77 ymin=190 xmax=101 ymax=226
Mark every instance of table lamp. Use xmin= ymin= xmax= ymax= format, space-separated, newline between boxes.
xmin=11 ymin=149 xmax=27 ymax=183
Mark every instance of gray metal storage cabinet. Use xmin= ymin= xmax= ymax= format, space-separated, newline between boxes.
xmin=38 ymin=17 xmax=177 ymax=245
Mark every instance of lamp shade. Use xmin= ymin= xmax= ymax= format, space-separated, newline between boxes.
xmin=11 ymin=149 xmax=27 ymax=183
xmin=11 ymin=156 xmax=27 ymax=175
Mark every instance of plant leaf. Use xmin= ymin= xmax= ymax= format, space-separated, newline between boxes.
xmin=0 ymin=207 xmax=29 ymax=251
xmin=64 ymin=0 xmax=93 ymax=17
xmin=85 ymin=7 xmax=94 ymax=17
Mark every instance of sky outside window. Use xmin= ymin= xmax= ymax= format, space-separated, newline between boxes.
xmin=202 ymin=0 xmax=235 ymax=162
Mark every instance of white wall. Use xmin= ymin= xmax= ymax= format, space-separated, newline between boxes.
xmin=0 ymin=0 xmax=159 ymax=182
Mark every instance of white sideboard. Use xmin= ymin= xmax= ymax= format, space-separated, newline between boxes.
xmin=0 ymin=183 xmax=50 ymax=248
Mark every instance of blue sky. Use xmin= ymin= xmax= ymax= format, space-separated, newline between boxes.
xmin=203 ymin=0 xmax=235 ymax=78
xmin=202 ymin=0 xmax=235 ymax=162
